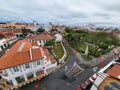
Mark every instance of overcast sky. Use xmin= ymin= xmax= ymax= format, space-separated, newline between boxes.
xmin=0 ymin=0 xmax=120 ymax=26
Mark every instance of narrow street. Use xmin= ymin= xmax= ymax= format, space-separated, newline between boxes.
xmin=17 ymin=40 xmax=113 ymax=90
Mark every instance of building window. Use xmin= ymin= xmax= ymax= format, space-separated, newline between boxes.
xmin=39 ymin=41 xmax=41 ymax=44
xmin=37 ymin=61 xmax=40 ymax=65
xmin=25 ymin=63 xmax=30 ymax=69
xmin=13 ymin=66 xmax=19 ymax=72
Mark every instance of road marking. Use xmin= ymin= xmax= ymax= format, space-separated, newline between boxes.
xmin=64 ymin=66 xmax=68 ymax=71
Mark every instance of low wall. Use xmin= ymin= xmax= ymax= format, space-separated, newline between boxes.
xmin=59 ymin=42 xmax=67 ymax=63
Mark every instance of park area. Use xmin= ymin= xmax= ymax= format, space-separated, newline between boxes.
xmin=53 ymin=42 xmax=64 ymax=59
xmin=64 ymin=28 xmax=120 ymax=58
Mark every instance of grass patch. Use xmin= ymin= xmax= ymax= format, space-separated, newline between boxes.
xmin=53 ymin=42 xmax=64 ymax=59
xmin=72 ymin=42 xmax=86 ymax=52
xmin=82 ymin=54 xmax=93 ymax=61
xmin=65 ymin=29 xmax=120 ymax=57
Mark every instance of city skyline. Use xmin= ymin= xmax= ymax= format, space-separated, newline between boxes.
xmin=0 ymin=0 xmax=120 ymax=26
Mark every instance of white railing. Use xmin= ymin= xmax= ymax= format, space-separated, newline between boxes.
xmin=59 ymin=42 xmax=67 ymax=63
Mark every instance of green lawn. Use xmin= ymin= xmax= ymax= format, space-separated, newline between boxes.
xmin=53 ymin=42 xmax=64 ymax=59
xmin=81 ymin=54 xmax=92 ymax=61
xmin=65 ymin=29 xmax=120 ymax=57
xmin=73 ymin=42 xmax=86 ymax=52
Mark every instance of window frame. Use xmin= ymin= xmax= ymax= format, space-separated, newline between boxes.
xmin=37 ymin=61 xmax=40 ymax=65
xmin=25 ymin=63 xmax=30 ymax=69
xmin=13 ymin=66 xmax=19 ymax=72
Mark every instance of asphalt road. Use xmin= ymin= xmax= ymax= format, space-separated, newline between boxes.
xmin=17 ymin=44 xmax=113 ymax=90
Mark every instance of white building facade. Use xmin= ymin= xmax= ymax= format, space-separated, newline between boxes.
xmin=26 ymin=33 xmax=54 ymax=46
xmin=0 ymin=40 xmax=57 ymax=88
xmin=54 ymin=33 xmax=62 ymax=42
xmin=1 ymin=57 xmax=57 ymax=86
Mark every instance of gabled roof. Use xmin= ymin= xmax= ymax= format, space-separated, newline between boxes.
xmin=31 ymin=47 xmax=44 ymax=61
xmin=33 ymin=33 xmax=53 ymax=40
xmin=26 ymin=32 xmax=54 ymax=41
xmin=0 ymin=40 xmax=45 ymax=69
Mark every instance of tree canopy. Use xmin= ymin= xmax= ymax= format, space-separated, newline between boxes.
xmin=37 ymin=27 xmax=45 ymax=33
xmin=22 ymin=28 xmax=33 ymax=36
xmin=64 ymin=28 xmax=120 ymax=57
xmin=45 ymin=40 xmax=55 ymax=46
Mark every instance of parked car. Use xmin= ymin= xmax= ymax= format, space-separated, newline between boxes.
xmin=81 ymin=79 xmax=92 ymax=90
xmin=85 ymin=79 xmax=91 ymax=85
xmin=89 ymin=73 xmax=98 ymax=83
xmin=81 ymin=83 xmax=87 ymax=90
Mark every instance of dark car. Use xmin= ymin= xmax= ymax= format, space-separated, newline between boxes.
xmin=81 ymin=83 xmax=87 ymax=90
xmin=81 ymin=79 xmax=92 ymax=90
xmin=85 ymin=79 xmax=91 ymax=85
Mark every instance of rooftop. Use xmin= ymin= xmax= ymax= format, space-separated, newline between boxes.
xmin=27 ymin=33 xmax=53 ymax=40
xmin=107 ymin=64 xmax=120 ymax=79
xmin=99 ymin=76 xmax=120 ymax=90
xmin=0 ymin=30 xmax=16 ymax=39
xmin=0 ymin=40 xmax=54 ymax=70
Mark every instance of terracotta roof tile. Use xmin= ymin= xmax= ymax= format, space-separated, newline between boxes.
xmin=0 ymin=40 xmax=46 ymax=69
xmin=32 ymin=42 xmax=38 ymax=46
xmin=0 ymin=40 xmax=32 ymax=69
xmin=26 ymin=35 xmax=34 ymax=39
xmin=107 ymin=64 xmax=120 ymax=78
xmin=0 ymin=30 xmax=7 ymax=38
xmin=32 ymin=47 xmax=43 ymax=60
xmin=13 ymin=30 xmax=23 ymax=33
xmin=33 ymin=33 xmax=53 ymax=40
xmin=4 ymin=30 xmax=16 ymax=37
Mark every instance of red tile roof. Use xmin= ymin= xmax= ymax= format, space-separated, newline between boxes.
xmin=0 ymin=40 xmax=48 ymax=69
xmin=13 ymin=29 xmax=23 ymax=33
xmin=32 ymin=48 xmax=43 ymax=61
xmin=26 ymin=35 xmax=34 ymax=39
xmin=0 ymin=30 xmax=6 ymax=39
xmin=43 ymin=47 xmax=55 ymax=61
xmin=33 ymin=33 xmax=53 ymax=40
xmin=0 ymin=23 xmax=36 ymax=29
xmin=0 ymin=30 xmax=16 ymax=39
xmin=26 ymin=33 xmax=54 ymax=41
xmin=107 ymin=64 xmax=120 ymax=78
xmin=32 ymin=42 xmax=38 ymax=46
xmin=4 ymin=30 xmax=16 ymax=37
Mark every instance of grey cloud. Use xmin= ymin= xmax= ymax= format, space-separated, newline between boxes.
xmin=0 ymin=0 xmax=120 ymax=26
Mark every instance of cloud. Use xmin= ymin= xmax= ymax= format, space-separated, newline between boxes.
xmin=0 ymin=0 xmax=120 ymax=26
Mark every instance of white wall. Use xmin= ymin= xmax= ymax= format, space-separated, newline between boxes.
xmin=37 ymin=40 xmax=46 ymax=46
xmin=0 ymin=38 xmax=6 ymax=46
xmin=1 ymin=57 xmax=57 ymax=86
xmin=55 ymin=34 xmax=62 ymax=42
